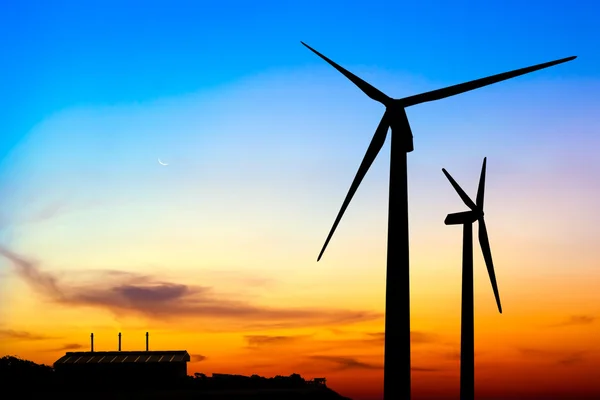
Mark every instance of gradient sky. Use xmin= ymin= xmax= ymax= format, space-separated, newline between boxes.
xmin=1 ymin=1 xmax=599 ymax=399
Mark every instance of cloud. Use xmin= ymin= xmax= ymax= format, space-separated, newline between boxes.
xmin=0 ymin=246 xmax=63 ymax=300
xmin=517 ymin=347 xmax=590 ymax=366
xmin=244 ymin=335 xmax=309 ymax=348
xmin=0 ymin=245 xmax=382 ymax=329
xmin=0 ymin=193 xmax=96 ymax=232
xmin=364 ymin=332 xmax=384 ymax=342
xmin=411 ymin=331 xmax=439 ymax=344
xmin=0 ymin=329 xmax=58 ymax=341
xmin=28 ymin=200 xmax=69 ymax=224
xmin=442 ymin=350 xmax=461 ymax=361
xmin=557 ymin=352 xmax=586 ymax=366
xmin=308 ymin=355 xmax=383 ymax=371
xmin=43 ymin=343 xmax=86 ymax=352
xmin=363 ymin=330 xmax=438 ymax=345
xmin=241 ymin=332 xmax=380 ymax=354
xmin=58 ymin=343 xmax=86 ymax=351
xmin=191 ymin=354 xmax=207 ymax=362
xmin=440 ymin=348 xmax=486 ymax=360
xmin=517 ymin=347 xmax=554 ymax=357
xmin=263 ymin=330 xmax=442 ymax=354
xmin=548 ymin=315 xmax=596 ymax=328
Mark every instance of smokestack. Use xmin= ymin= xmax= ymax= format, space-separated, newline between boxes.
xmin=146 ymin=332 xmax=149 ymax=351
xmin=118 ymin=332 xmax=121 ymax=351
xmin=91 ymin=333 xmax=94 ymax=352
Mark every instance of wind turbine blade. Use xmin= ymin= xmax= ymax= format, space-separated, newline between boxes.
xmin=478 ymin=218 xmax=502 ymax=313
xmin=317 ymin=115 xmax=390 ymax=261
xmin=401 ymin=56 xmax=577 ymax=107
xmin=476 ymin=157 xmax=487 ymax=209
xmin=442 ymin=168 xmax=477 ymax=211
xmin=301 ymin=42 xmax=392 ymax=105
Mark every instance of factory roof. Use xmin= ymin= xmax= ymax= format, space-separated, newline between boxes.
xmin=54 ymin=350 xmax=190 ymax=366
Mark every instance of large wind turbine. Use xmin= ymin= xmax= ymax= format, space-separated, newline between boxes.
xmin=302 ymin=41 xmax=575 ymax=400
xmin=443 ymin=157 xmax=501 ymax=400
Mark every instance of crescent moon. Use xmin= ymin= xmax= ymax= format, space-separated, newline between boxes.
xmin=158 ymin=158 xmax=168 ymax=166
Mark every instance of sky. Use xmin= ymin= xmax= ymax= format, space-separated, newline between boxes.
xmin=1 ymin=1 xmax=599 ymax=399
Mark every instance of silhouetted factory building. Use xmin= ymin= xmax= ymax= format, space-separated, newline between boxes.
xmin=53 ymin=332 xmax=190 ymax=389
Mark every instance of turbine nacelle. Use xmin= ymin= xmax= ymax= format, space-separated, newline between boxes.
xmin=386 ymin=106 xmax=414 ymax=153
xmin=444 ymin=211 xmax=478 ymax=225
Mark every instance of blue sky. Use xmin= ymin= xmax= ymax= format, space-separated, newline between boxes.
xmin=1 ymin=0 xmax=598 ymax=159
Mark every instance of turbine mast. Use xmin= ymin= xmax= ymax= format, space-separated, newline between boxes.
xmin=460 ymin=223 xmax=475 ymax=400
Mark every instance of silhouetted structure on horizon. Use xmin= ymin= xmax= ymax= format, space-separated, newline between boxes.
xmin=442 ymin=158 xmax=503 ymax=400
xmin=53 ymin=332 xmax=190 ymax=389
xmin=3 ymin=355 xmax=349 ymax=399
xmin=301 ymin=41 xmax=575 ymax=400
xmin=312 ymin=377 xmax=327 ymax=386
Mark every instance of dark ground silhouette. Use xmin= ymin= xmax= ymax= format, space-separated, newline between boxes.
xmin=1 ymin=355 xmax=351 ymax=399
xmin=301 ymin=41 xmax=576 ymax=400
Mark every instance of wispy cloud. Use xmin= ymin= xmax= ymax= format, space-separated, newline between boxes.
xmin=363 ymin=331 xmax=438 ymax=345
xmin=0 ymin=245 xmax=382 ymax=329
xmin=0 ymin=329 xmax=58 ymax=341
xmin=58 ymin=343 xmax=86 ymax=351
xmin=364 ymin=332 xmax=384 ymax=342
xmin=29 ymin=200 xmax=69 ymax=224
xmin=547 ymin=315 xmax=596 ymax=328
xmin=1 ymin=196 xmax=87 ymax=231
xmin=244 ymin=334 xmax=310 ymax=348
xmin=191 ymin=354 xmax=207 ymax=362
xmin=241 ymin=333 xmax=375 ymax=353
xmin=557 ymin=352 xmax=587 ymax=366
xmin=0 ymin=246 xmax=63 ymax=300
xmin=517 ymin=347 xmax=590 ymax=366
xmin=442 ymin=350 xmax=461 ymax=361
xmin=258 ymin=330 xmax=442 ymax=354
xmin=244 ymin=328 xmax=437 ymax=351
xmin=308 ymin=355 xmax=383 ymax=371
xmin=43 ymin=343 xmax=86 ymax=352
xmin=517 ymin=347 xmax=554 ymax=357
xmin=411 ymin=331 xmax=439 ymax=344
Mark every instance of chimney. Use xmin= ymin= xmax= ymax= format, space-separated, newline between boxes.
xmin=91 ymin=333 xmax=94 ymax=352
xmin=118 ymin=332 xmax=122 ymax=351
xmin=146 ymin=332 xmax=149 ymax=351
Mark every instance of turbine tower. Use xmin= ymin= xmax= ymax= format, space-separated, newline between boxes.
xmin=442 ymin=157 xmax=502 ymax=400
xmin=301 ymin=41 xmax=575 ymax=400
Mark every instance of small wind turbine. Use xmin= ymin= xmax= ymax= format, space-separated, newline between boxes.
xmin=442 ymin=157 xmax=502 ymax=400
